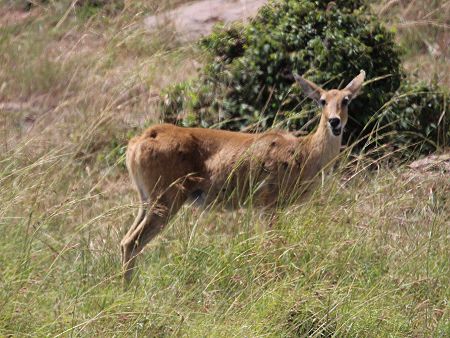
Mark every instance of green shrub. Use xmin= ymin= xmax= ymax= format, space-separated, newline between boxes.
xmin=162 ymin=0 xmax=403 ymax=135
xmin=161 ymin=0 xmax=448 ymax=155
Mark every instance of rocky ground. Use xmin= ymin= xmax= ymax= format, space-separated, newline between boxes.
xmin=144 ymin=0 xmax=267 ymax=40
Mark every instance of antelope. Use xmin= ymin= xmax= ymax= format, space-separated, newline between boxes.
xmin=121 ymin=71 xmax=365 ymax=283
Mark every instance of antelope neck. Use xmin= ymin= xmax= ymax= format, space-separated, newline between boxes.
xmin=308 ymin=114 xmax=342 ymax=169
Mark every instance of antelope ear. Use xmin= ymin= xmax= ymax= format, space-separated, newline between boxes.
xmin=293 ymin=73 xmax=324 ymax=103
xmin=344 ymin=70 xmax=365 ymax=98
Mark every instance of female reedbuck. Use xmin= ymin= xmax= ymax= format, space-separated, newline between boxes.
xmin=121 ymin=71 xmax=365 ymax=282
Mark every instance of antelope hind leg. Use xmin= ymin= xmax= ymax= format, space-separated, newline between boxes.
xmin=121 ymin=211 xmax=165 ymax=285
xmin=121 ymin=191 xmax=187 ymax=285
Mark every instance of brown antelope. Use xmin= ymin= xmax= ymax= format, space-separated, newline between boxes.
xmin=121 ymin=71 xmax=365 ymax=283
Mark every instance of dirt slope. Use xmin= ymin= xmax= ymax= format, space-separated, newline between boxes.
xmin=144 ymin=0 xmax=267 ymax=41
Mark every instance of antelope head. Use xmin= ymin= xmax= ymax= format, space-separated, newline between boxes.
xmin=294 ymin=71 xmax=365 ymax=137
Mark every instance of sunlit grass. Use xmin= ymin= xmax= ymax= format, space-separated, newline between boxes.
xmin=1 ymin=141 xmax=448 ymax=336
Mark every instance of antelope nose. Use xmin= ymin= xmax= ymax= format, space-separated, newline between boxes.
xmin=328 ymin=118 xmax=340 ymax=128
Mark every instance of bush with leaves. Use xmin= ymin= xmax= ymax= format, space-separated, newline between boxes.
xmin=161 ymin=0 xmax=448 ymax=154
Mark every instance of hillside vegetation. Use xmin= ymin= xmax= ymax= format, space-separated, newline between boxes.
xmin=0 ymin=0 xmax=449 ymax=336
xmin=161 ymin=0 xmax=449 ymax=157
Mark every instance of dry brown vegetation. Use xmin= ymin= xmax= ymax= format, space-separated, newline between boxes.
xmin=375 ymin=0 xmax=449 ymax=87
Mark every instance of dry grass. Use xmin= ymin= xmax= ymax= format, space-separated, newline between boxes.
xmin=375 ymin=0 xmax=449 ymax=86
xmin=0 ymin=0 xmax=201 ymax=160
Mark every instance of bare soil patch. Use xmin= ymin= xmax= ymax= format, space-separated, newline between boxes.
xmin=0 ymin=7 xmax=37 ymax=27
xmin=144 ymin=0 xmax=267 ymax=41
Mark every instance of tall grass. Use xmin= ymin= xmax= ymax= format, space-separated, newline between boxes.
xmin=0 ymin=0 xmax=449 ymax=336
xmin=375 ymin=0 xmax=449 ymax=87
xmin=1 ymin=139 xmax=448 ymax=336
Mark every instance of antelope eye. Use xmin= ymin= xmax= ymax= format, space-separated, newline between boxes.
xmin=342 ymin=97 xmax=349 ymax=105
xmin=319 ymin=98 xmax=327 ymax=106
